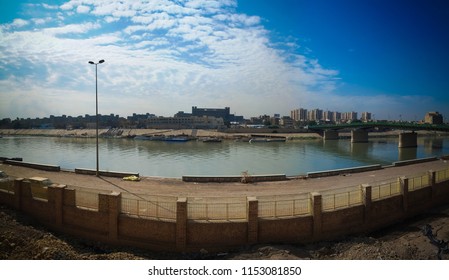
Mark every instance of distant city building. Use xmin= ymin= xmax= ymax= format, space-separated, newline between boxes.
xmin=144 ymin=116 xmax=224 ymax=129
xmin=308 ymin=109 xmax=323 ymax=121
xmin=291 ymin=108 xmax=308 ymax=121
xmin=192 ymin=106 xmax=230 ymax=121
xmin=280 ymin=116 xmax=294 ymax=128
xmin=290 ymin=107 xmax=370 ymax=124
xmin=424 ymin=112 xmax=443 ymax=124
xmin=323 ymin=111 xmax=334 ymax=122
xmin=334 ymin=112 xmax=342 ymax=123
xmin=361 ymin=112 xmax=372 ymax=122
xmin=127 ymin=113 xmax=156 ymax=122
xmin=191 ymin=106 xmax=243 ymax=124
xmin=341 ymin=112 xmax=358 ymax=122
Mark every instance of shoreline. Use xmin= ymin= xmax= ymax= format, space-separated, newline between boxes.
xmin=1 ymin=128 xmax=447 ymax=140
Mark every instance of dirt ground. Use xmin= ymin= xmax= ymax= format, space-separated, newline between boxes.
xmin=1 ymin=202 xmax=448 ymax=260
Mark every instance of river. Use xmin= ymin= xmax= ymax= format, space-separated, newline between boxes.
xmin=1 ymin=135 xmax=448 ymax=178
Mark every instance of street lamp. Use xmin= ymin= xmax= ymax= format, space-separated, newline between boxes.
xmin=88 ymin=59 xmax=105 ymax=177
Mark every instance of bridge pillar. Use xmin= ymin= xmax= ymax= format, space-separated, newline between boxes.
xmin=323 ymin=130 xmax=339 ymax=140
xmin=398 ymin=132 xmax=417 ymax=148
xmin=351 ymin=130 xmax=368 ymax=143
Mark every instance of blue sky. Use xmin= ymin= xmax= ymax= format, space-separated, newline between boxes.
xmin=1 ymin=0 xmax=448 ymax=121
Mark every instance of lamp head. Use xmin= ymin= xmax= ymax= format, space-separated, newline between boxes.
xmin=88 ymin=61 xmax=95 ymax=64
xmin=99 ymin=59 xmax=105 ymax=64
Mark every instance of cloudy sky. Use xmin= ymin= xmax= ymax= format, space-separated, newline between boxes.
xmin=1 ymin=0 xmax=448 ymax=121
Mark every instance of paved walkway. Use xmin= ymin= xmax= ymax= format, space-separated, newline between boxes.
xmin=1 ymin=159 xmax=449 ymax=200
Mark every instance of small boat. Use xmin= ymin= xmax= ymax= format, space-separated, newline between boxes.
xmin=134 ymin=135 xmax=152 ymax=140
xmin=164 ymin=136 xmax=190 ymax=142
xmin=134 ymin=134 xmax=166 ymax=141
xmin=249 ymin=137 xmax=286 ymax=143
xmin=201 ymin=137 xmax=222 ymax=143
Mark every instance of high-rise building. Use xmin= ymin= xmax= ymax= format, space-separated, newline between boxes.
xmin=361 ymin=112 xmax=372 ymax=122
xmin=342 ymin=112 xmax=358 ymax=121
xmin=309 ymin=109 xmax=323 ymax=121
xmin=291 ymin=109 xmax=299 ymax=121
xmin=291 ymin=108 xmax=308 ymax=121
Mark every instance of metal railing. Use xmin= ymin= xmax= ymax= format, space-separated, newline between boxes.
xmin=436 ymin=168 xmax=449 ymax=183
xmin=408 ymin=173 xmax=430 ymax=191
xmin=321 ymin=186 xmax=363 ymax=211
xmin=187 ymin=197 xmax=247 ymax=221
xmin=121 ymin=195 xmax=177 ymax=221
xmin=73 ymin=187 xmax=103 ymax=209
xmin=257 ymin=194 xmax=311 ymax=218
xmin=371 ymin=179 xmax=401 ymax=201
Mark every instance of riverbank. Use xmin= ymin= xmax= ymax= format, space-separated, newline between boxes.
xmin=0 ymin=128 xmax=322 ymax=140
xmin=2 ymin=128 xmax=444 ymax=140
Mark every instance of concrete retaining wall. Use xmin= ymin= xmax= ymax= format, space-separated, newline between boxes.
xmin=4 ymin=160 xmax=60 ymax=172
xmin=393 ymin=156 xmax=438 ymax=167
xmin=74 ymin=168 xmax=139 ymax=178
xmin=182 ymin=174 xmax=287 ymax=183
xmin=307 ymin=164 xmax=382 ymax=178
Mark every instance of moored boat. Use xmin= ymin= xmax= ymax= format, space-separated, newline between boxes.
xmin=249 ymin=137 xmax=286 ymax=143
xmin=164 ymin=136 xmax=190 ymax=142
xmin=201 ymin=137 xmax=222 ymax=143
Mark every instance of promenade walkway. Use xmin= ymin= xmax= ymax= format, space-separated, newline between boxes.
xmin=1 ymin=159 xmax=448 ymax=200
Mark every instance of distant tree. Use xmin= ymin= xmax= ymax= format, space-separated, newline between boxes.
xmin=0 ymin=118 xmax=11 ymax=128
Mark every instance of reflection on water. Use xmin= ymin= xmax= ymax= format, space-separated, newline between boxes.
xmin=398 ymin=147 xmax=417 ymax=161
xmin=0 ymin=136 xmax=448 ymax=177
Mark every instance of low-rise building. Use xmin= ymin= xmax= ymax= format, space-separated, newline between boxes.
xmin=424 ymin=112 xmax=443 ymax=124
xmin=143 ymin=116 xmax=225 ymax=129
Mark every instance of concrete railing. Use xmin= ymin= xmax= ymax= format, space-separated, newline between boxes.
xmin=182 ymin=174 xmax=287 ymax=183
xmin=4 ymin=160 xmax=60 ymax=172
xmin=392 ymin=156 xmax=438 ymax=167
xmin=74 ymin=168 xmax=139 ymax=178
xmin=307 ymin=164 xmax=382 ymax=178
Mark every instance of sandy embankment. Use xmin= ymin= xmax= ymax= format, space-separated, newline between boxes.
xmin=0 ymin=128 xmax=323 ymax=139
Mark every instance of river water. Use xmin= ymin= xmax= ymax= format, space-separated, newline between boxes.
xmin=1 ymin=136 xmax=448 ymax=178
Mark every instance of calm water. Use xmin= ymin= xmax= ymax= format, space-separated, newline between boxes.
xmin=1 ymin=136 xmax=448 ymax=178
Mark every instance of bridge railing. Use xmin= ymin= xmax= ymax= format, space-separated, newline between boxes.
xmin=308 ymin=122 xmax=449 ymax=132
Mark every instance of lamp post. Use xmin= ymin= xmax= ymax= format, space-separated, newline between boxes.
xmin=88 ymin=59 xmax=105 ymax=177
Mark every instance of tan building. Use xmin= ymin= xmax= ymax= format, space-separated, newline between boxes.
xmin=144 ymin=116 xmax=224 ymax=129
xmin=424 ymin=112 xmax=443 ymax=124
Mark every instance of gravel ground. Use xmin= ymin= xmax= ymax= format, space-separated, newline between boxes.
xmin=1 ymin=203 xmax=448 ymax=260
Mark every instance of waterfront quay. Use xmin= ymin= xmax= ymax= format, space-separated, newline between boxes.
xmin=1 ymin=137 xmax=449 ymax=253
xmin=1 ymin=157 xmax=448 ymax=197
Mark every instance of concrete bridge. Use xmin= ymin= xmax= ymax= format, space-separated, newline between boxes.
xmin=308 ymin=122 xmax=449 ymax=148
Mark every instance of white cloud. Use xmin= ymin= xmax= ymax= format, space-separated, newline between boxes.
xmin=42 ymin=3 xmax=59 ymax=10
xmin=76 ymin=5 xmax=91 ymax=14
xmin=43 ymin=22 xmax=101 ymax=35
xmin=60 ymin=2 xmax=74 ymax=11
xmin=11 ymin=19 xmax=29 ymax=28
